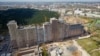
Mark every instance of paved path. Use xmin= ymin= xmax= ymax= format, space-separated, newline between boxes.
xmin=78 ymin=35 xmax=90 ymax=39
xmin=73 ymin=40 xmax=90 ymax=56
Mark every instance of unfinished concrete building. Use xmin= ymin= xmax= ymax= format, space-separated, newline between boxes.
xmin=43 ymin=22 xmax=52 ymax=42
xmin=7 ymin=21 xmax=18 ymax=49
xmin=7 ymin=18 xmax=84 ymax=49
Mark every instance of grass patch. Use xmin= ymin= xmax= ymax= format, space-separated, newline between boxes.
xmin=77 ymin=28 xmax=100 ymax=56
xmin=77 ymin=37 xmax=100 ymax=56
xmin=90 ymin=51 xmax=100 ymax=56
xmin=77 ymin=15 xmax=100 ymax=56
xmin=77 ymin=38 xmax=99 ymax=52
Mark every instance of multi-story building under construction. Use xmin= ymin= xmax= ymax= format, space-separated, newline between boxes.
xmin=7 ymin=18 xmax=84 ymax=49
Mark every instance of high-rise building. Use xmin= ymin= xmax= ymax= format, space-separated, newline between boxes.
xmin=50 ymin=18 xmax=60 ymax=41
xmin=26 ymin=27 xmax=37 ymax=46
xmin=43 ymin=22 xmax=52 ymax=42
xmin=37 ymin=27 xmax=44 ymax=43
xmin=7 ymin=18 xmax=85 ymax=49
xmin=17 ymin=29 xmax=27 ymax=48
xmin=7 ymin=20 xmax=18 ymax=49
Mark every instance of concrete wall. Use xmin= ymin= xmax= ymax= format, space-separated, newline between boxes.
xmin=26 ymin=27 xmax=37 ymax=46
xmin=58 ymin=22 xmax=66 ymax=40
xmin=17 ymin=29 xmax=27 ymax=48
xmin=65 ymin=24 xmax=84 ymax=38
xmin=37 ymin=27 xmax=44 ymax=43
xmin=51 ymin=19 xmax=60 ymax=41
xmin=44 ymin=22 xmax=52 ymax=42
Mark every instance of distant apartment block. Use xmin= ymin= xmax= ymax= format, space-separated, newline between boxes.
xmin=7 ymin=18 xmax=84 ymax=49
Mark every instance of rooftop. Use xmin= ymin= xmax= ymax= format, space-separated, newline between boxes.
xmin=7 ymin=20 xmax=17 ymax=25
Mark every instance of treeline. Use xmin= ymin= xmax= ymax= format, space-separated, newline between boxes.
xmin=0 ymin=8 xmax=60 ymax=35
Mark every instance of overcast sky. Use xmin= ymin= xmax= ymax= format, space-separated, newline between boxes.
xmin=0 ymin=0 xmax=100 ymax=2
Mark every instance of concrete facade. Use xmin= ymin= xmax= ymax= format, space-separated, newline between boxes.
xmin=7 ymin=21 xmax=18 ymax=49
xmin=26 ymin=27 xmax=37 ymax=46
xmin=44 ymin=22 xmax=52 ymax=42
xmin=7 ymin=18 xmax=84 ymax=49
xmin=51 ymin=18 xmax=60 ymax=41
xmin=17 ymin=29 xmax=27 ymax=48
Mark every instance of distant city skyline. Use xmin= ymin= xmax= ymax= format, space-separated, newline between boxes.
xmin=0 ymin=0 xmax=100 ymax=2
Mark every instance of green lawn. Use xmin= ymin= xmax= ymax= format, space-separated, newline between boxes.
xmin=77 ymin=29 xmax=100 ymax=56
xmin=77 ymin=38 xmax=99 ymax=52
xmin=77 ymin=16 xmax=100 ymax=56
xmin=90 ymin=51 xmax=100 ymax=56
xmin=77 ymin=37 xmax=100 ymax=56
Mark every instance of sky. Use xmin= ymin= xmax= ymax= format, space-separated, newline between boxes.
xmin=0 ymin=0 xmax=100 ymax=2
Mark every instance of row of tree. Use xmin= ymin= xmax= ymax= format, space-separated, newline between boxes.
xmin=0 ymin=8 xmax=60 ymax=35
